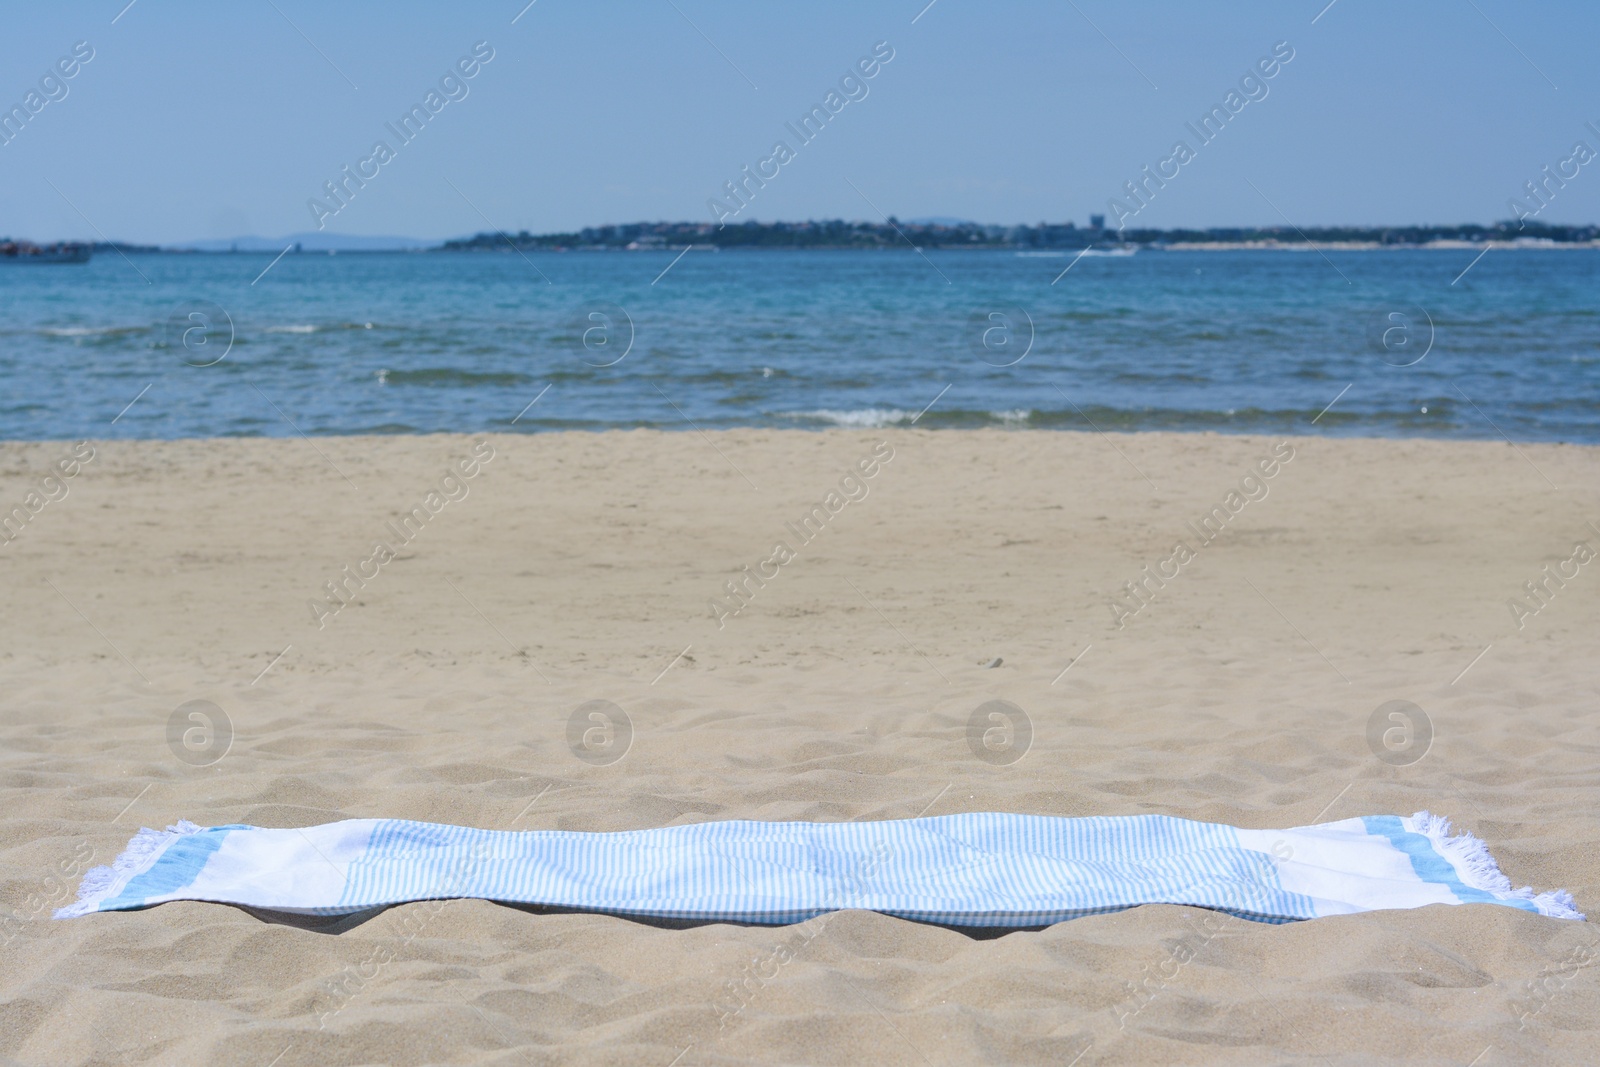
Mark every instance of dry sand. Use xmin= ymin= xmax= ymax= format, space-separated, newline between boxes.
xmin=2 ymin=428 xmax=1598 ymax=1065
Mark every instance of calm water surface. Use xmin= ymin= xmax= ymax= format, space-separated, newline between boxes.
xmin=1 ymin=247 xmax=1595 ymax=441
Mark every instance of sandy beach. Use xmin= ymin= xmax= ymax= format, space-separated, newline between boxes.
xmin=2 ymin=427 xmax=1598 ymax=1065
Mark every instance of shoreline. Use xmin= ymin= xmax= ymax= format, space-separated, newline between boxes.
xmin=5 ymin=424 xmax=1596 ymax=447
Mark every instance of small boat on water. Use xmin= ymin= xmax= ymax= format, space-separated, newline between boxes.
xmin=0 ymin=240 xmax=93 ymax=264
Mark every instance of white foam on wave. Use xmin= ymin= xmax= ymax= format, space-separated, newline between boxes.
xmin=781 ymin=408 xmax=1034 ymax=428
xmin=39 ymin=326 xmax=142 ymax=337
xmin=780 ymin=408 xmax=918 ymax=428
xmin=265 ymin=322 xmax=376 ymax=333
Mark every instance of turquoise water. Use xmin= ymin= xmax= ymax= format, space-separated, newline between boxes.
xmin=2 ymin=247 xmax=1595 ymax=441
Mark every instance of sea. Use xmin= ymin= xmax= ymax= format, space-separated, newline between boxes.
xmin=2 ymin=246 xmax=1596 ymax=442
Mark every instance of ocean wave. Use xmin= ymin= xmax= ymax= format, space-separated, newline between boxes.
xmin=264 ymin=322 xmax=377 ymax=334
xmin=379 ymin=368 xmax=531 ymax=387
xmin=779 ymin=408 xmax=919 ymax=428
xmin=779 ymin=407 xmax=1037 ymax=428
xmin=38 ymin=325 xmax=149 ymax=338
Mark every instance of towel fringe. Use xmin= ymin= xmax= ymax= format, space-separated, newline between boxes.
xmin=52 ymin=821 xmax=203 ymax=920
xmin=1408 ymin=811 xmax=1585 ymax=922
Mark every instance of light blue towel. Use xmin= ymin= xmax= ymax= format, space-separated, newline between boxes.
xmin=56 ymin=811 xmax=1581 ymax=925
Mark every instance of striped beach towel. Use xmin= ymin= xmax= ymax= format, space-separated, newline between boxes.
xmin=56 ymin=811 xmax=1581 ymax=925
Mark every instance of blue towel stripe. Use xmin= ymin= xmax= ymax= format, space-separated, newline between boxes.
xmin=100 ymin=827 xmax=234 ymax=911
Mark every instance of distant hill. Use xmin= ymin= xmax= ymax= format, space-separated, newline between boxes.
xmin=169 ymin=232 xmax=433 ymax=252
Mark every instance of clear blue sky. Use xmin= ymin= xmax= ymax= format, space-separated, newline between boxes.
xmin=1 ymin=0 xmax=1596 ymax=243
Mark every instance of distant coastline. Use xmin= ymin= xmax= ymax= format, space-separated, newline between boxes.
xmin=434 ymin=218 xmax=1600 ymax=253
xmin=12 ymin=217 xmax=1598 ymax=256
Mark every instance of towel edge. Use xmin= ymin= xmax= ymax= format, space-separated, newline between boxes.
xmin=52 ymin=821 xmax=204 ymax=920
xmin=1407 ymin=811 xmax=1584 ymax=922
